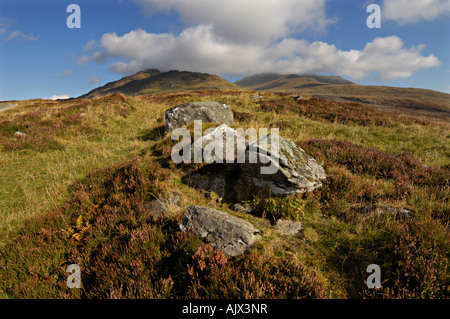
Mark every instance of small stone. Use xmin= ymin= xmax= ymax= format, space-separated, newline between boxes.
xmin=14 ymin=131 xmax=27 ymax=138
xmin=231 ymin=203 xmax=254 ymax=214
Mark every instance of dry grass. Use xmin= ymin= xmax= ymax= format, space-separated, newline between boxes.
xmin=0 ymin=90 xmax=448 ymax=299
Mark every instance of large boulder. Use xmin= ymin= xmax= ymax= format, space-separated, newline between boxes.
xmin=181 ymin=125 xmax=327 ymax=197
xmin=179 ymin=205 xmax=261 ymax=257
xmin=241 ymin=134 xmax=326 ymax=196
xmin=165 ymin=101 xmax=234 ymax=131
xmin=191 ymin=124 xmax=248 ymax=164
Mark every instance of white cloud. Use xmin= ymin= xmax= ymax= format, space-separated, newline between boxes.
xmin=0 ymin=17 xmax=38 ymax=41
xmin=54 ymin=69 xmax=73 ymax=77
xmin=79 ymin=1 xmax=442 ymax=83
xmin=92 ymin=51 xmax=107 ymax=63
xmin=4 ymin=30 xmax=39 ymax=42
xmin=44 ymin=95 xmax=71 ymax=100
xmin=89 ymin=77 xmax=102 ymax=84
xmin=83 ymin=40 xmax=97 ymax=51
xmin=133 ymin=0 xmax=334 ymax=44
xmin=95 ymin=27 xmax=440 ymax=82
xmin=383 ymin=0 xmax=450 ymax=24
xmin=76 ymin=55 xmax=90 ymax=66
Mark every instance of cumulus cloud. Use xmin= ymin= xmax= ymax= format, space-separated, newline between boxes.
xmin=95 ymin=27 xmax=440 ymax=81
xmin=92 ymin=51 xmax=108 ymax=63
xmin=4 ymin=30 xmax=39 ymax=42
xmin=79 ymin=1 xmax=441 ymax=83
xmin=83 ymin=40 xmax=97 ymax=51
xmin=54 ymin=69 xmax=73 ymax=77
xmin=1 ymin=17 xmax=39 ymax=42
xmin=89 ymin=77 xmax=102 ymax=84
xmin=76 ymin=55 xmax=90 ymax=66
xmin=133 ymin=0 xmax=334 ymax=44
xmin=383 ymin=0 xmax=450 ymax=24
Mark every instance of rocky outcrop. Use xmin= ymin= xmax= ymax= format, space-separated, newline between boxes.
xmin=165 ymin=101 xmax=234 ymax=131
xmin=191 ymin=124 xmax=247 ymax=164
xmin=181 ymin=124 xmax=326 ymax=197
xmin=241 ymin=134 xmax=327 ymax=196
xmin=179 ymin=205 xmax=261 ymax=257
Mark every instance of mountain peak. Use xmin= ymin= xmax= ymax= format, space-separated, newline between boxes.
xmin=79 ymin=69 xmax=241 ymax=98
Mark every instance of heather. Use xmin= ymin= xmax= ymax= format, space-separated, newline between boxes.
xmin=0 ymin=91 xmax=448 ymax=299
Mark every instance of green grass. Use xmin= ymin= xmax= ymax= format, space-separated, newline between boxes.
xmin=0 ymin=90 xmax=448 ymax=299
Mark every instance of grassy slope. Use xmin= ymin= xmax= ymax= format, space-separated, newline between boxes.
xmin=237 ymin=75 xmax=450 ymax=121
xmin=81 ymin=69 xmax=242 ymax=98
xmin=0 ymin=90 xmax=449 ymax=299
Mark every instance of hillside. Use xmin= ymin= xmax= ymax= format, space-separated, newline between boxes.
xmin=235 ymin=73 xmax=354 ymax=90
xmin=236 ymin=73 xmax=450 ymax=121
xmin=0 ymin=89 xmax=449 ymax=299
xmin=80 ymin=69 xmax=241 ymax=98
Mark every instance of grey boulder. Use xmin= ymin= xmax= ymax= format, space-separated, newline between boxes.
xmin=165 ymin=101 xmax=234 ymax=131
xmin=241 ymin=134 xmax=326 ymax=196
xmin=191 ymin=124 xmax=248 ymax=164
xmin=179 ymin=205 xmax=260 ymax=257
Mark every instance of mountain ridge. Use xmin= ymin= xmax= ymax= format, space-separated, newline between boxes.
xmin=79 ymin=69 xmax=242 ymax=98
xmin=79 ymin=68 xmax=449 ymax=120
xmin=235 ymin=72 xmax=449 ymax=120
xmin=235 ymin=73 xmax=355 ymax=89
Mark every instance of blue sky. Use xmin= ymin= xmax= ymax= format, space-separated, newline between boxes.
xmin=0 ymin=0 xmax=449 ymax=101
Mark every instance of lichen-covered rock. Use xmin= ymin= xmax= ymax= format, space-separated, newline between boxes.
xmin=182 ymin=125 xmax=326 ymax=197
xmin=241 ymin=134 xmax=326 ymax=196
xmin=191 ymin=124 xmax=248 ymax=164
xmin=231 ymin=203 xmax=254 ymax=214
xmin=165 ymin=101 xmax=234 ymax=131
xmin=179 ymin=205 xmax=260 ymax=257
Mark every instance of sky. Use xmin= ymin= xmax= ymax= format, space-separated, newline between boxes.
xmin=0 ymin=0 xmax=449 ymax=101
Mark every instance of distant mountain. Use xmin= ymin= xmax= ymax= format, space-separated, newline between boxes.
xmin=235 ymin=73 xmax=449 ymax=121
xmin=80 ymin=69 xmax=449 ymax=121
xmin=80 ymin=69 xmax=241 ymax=98
xmin=235 ymin=73 xmax=354 ymax=91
